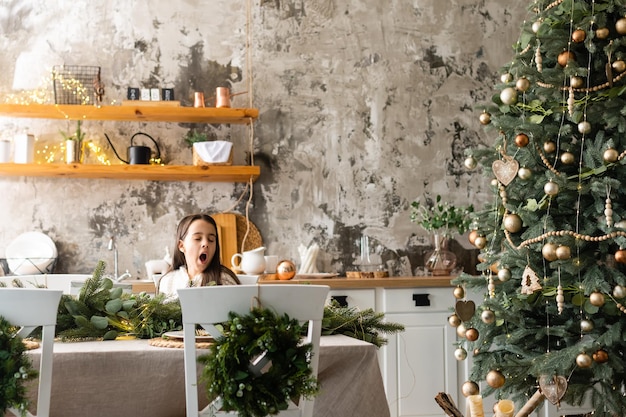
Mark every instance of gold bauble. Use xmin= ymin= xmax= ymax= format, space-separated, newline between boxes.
xmin=453 ymin=286 xmax=465 ymax=299
xmin=603 ymin=148 xmax=619 ymax=163
xmin=514 ymin=133 xmax=529 ymax=147
xmin=589 ymin=292 xmax=605 ymax=307
xmin=454 ymin=347 xmax=468 ymax=361
xmin=613 ymin=285 xmax=626 ymax=299
xmin=543 ymin=141 xmax=557 ymax=153
xmin=612 ymin=60 xmax=626 ymax=73
xmin=500 ymin=73 xmax=513 ymax=83
xmin=448 ymin=314 xmax=462 ymax=327
xmin=593 ymin=349 xmax=609 ymax=364
xmin=544 ymin=181 xmax=559 ymax=196
xmin=500 ymin=87 xmax=518 ymax=105
xmin=474 ymin=236 xmax=487 ymax=250
xmin=596 ymin=27 xmax=610 ymax=39
xmin=503 ymin=214 xmax=522 ymax=233
xmin=518 ymin=167 xmax=532 ymax=180
xmin=616 ymin=220 xmax=626 ymax=229
xmin=578 ymin=121 xmax=592 ymax=134
xmin=486 ymin=370 xmax=505 ymax=388
xmin=616 ymin=17 xmax=626 ymax=35
xmin=572 ymin=28 xmax=586 ymax=43
xmin=560 ymin=151 xmax=575 ymax=165
xmin=464 ymin=156 xmax=478 ymax=170
xmin=497 ymin=268 xmax=511 ymax=282
xmin=558 ymin=51 xmax=575 ymax=67
xmin=576 ymin=353 xmax=593 ymax=368
xmin=456 ymin=323 xmax=467 ymax=338
xmin=542 ymin=243 xmax=558 ymax=262
xmin=516 ymin=77 xmax=530 ymax=92
xmin=570 ymin=76 xmax=584 ymax=88
xmin=276 ymin=260 xmax=296 ymax=280
xmin=580 ymin=319 xmax=594 ymax=333
xmin=531 ymin=20 xmax=542 ymax=33
xmin=465 ymin=328 xmax=479 ymax=342
xmin=479 ymin=111 xmax=491 ymax=125
xmin=556 ymin=245 xmax=571 ymax=260
xmin=461 ymin=381 xmax=480 ymax=397
xmin=481 ymin=309 xmax=495 ymax=324
xmin=615 ymin=249 xmax=626 ymax=264
xmin=468 ymin=230 xmax=479 ymax=245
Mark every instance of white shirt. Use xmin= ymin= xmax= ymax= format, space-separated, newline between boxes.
xmin=157 ymin=266 xmax=238 ymax=300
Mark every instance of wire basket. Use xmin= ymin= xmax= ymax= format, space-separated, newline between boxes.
xmin=52 ymin=65 xmax=102 ymax=105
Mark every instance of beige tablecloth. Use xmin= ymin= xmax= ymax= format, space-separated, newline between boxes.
xmin=13 ymin=335 xmax=389 ymax=417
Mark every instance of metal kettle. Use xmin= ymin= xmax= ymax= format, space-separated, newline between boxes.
xmin=105 ymin=132 xmax=161 ymax=165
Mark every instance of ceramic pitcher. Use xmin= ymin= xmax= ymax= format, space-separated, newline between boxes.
xmin=231 ymin=246 xmax=266 ymax=275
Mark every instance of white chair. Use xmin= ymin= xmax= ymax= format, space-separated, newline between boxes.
xmin=0 ymin=288 xmax=63 ymax=417
xmin=178 ymin=284 xmax=330 ymax=417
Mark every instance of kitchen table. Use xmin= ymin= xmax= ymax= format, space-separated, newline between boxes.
xmin=16 ymin=335 xmax=389 ymax=417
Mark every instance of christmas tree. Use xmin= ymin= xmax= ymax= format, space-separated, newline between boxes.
xmin=451 ymin=0 xmax=626 ymax=416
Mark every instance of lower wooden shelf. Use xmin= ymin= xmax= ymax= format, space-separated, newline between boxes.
xmin=0 ymin=162 xmax=260 ymax=182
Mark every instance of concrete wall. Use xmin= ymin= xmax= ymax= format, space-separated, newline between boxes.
xmin=0 ymin=0 xmax=526 ymax=277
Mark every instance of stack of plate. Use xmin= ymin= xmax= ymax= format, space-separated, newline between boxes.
xmin=5 ymin=231 xmax=58 ymax=275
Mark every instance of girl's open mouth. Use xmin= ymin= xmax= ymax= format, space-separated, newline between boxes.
xmin=199 ymin=253 xmax=207 ymax=263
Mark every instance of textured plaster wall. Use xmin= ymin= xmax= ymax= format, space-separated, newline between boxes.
xmin=0 ymin=0 xmax=526 ymax=277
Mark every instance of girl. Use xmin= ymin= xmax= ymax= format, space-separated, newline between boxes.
xmin=158 ymin=213 xmax=240 ymax=299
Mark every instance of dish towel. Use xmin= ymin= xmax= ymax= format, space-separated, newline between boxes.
xmin=193 ymin=141 xmax=232 ymax=163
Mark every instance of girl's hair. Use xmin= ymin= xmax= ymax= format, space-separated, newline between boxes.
xmin=170 ymin=213 xmax=238 ymax=285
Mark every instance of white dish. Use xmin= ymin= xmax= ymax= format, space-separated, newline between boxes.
xmin=236 ymin=274 xmax=260 ymax=284
xmin=162 ymin=330 xmax=214 ymax=342
xmin=295 ymin=273 xmax=339 ymax=279
xmin=6 ymin=231 xmax=58 ymax=275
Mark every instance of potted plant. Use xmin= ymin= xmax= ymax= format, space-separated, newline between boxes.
xmin=60 ymin=120 xmax=85 ymax=163
xmin=410 ymin=195 xmax=474 ymax=275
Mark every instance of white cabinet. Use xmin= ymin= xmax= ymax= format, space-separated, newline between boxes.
xmin=379 ymin=287 xmax=459 ymax=417
xmin=326 ymin=288 xmax=376 ymax=310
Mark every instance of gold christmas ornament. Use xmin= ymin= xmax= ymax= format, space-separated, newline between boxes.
xmin=555 ymin=245 xmax=571 ymax=260
xmin=453 ymin=286 xmax=465 ymax=299
xmin=570 ymin=76 xmax=584 ymax=88
xmin=481 ymin=309 xmax=495 ymax=324
xmin=572 ymin=28 xmax=586 ymax=43
xmin=500 ymin=73 xmax=513 ymax=83
xmin=596 ymin=27 xmax=610 ymax=39
xmin=497 ymin=268 xmax=511 ymax=282
xmin=580 ymin=319 xmax=594 ymax=333
xmin=486 ymin=370 xmax=505 ymax=388
xmin=455 ymin=300 xmax=476 ymax=321
xmin=613 ymin=285 xmax=626 ymax=299
xmin=543 ymin=141 xmax=557 ymax=153
xmin=531 ymin=20 xmax=542 ymax=33
xmin=448 ymin=314 xmax=462 ymax=327
xmin=503 ymin=214 xmax=522 ymax=233
xmin=544 ymin=181 xmax=559 ymax=196
xmin=456 ymin=323 xmax=467 ymax=338
xmin=593 ymin=349 xmax=609 ymax=364
xmin=615 ymin=249 xmax=626 ymax=264
xmin=516 ymin=77 xmax=530 ymax=92
xmin=514 ymin=133 xmax=529 ymax=147
xmin=578 ymin=120 xmax=592 ymax=134
xmin=560 ymin=151 xmax=575 ymax=165
xmin=517 ymin=167 xmax=532 ymax=180
xmin=454 ymin=347 xmax=468 ymax=361
xmin=616 ymin=17 xmax=626 ymax=34
xmin=603 ymin=148 xmax=619 ymax=163
xmin=612 ymin=60 xmax=626 ymax=73
xmin=276 ymin=260 xmax=296 ymax=280
xmin=499 ymin=87 xmax=518 ymax=105
xmin=542 ymin=243 xmax=558 ymax=261
xmin=462 ymin=381 xmax=480 ymax=397
xmin=557 ymin=51 xmax=575 ymax=67
xmin=615 ymin=220 xmax=626 ymax=229
xmin=465 ymin=328 xmax=479 ymax=341
xmin=468 ymin=230 xmax=479 ymax=245
xmin=464 ymin=156 xmax=478 ymax=170
xmin=479 ymin=111 xmax=491 ymax=125
xmin=473 ymin=236 xmax=487 ymax=249
xmin=576 ymin=353 xmax=593 ymax=368
xmin=589 ymin=292 xmax=605 ymax=307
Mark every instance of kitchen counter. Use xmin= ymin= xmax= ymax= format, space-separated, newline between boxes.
xmin=258 ymin=275 xmax=455 ymax=289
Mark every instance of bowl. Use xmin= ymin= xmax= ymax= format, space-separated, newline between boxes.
xmin=6 ymin=231 xmax=57 ymax=275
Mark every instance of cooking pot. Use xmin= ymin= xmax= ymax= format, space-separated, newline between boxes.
xmin=104 ymin=132 xmax=161 ymax=165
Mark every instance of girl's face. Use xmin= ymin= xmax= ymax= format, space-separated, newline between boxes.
xmin=178 ymin=219 xmax=218 ymax=277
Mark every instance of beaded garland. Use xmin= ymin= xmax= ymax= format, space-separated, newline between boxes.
xmin=199 ymin=307 xmax=319 ymax=417
xmin=0 ymin=316 xmax=36 ymax=415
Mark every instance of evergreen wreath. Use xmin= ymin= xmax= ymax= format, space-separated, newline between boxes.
xmin=199 ymin=307 xmax=319 ymax=417
xmin=0 ymin=316 xmax=36 ymax=416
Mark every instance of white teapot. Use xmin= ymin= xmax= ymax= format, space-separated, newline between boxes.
xmin=231 ymin=246 xmax=266 ymax=275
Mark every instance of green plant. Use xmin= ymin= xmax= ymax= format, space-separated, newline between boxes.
xmin=410 ymin=195 xmax=474 ymax=237
xmin=60 ymin=120 xmax=85 ymax=143
xmin=0 ymin=316 xmax=36 ymax=416
xmin=184 ymin=130 xmax=209 ymax=147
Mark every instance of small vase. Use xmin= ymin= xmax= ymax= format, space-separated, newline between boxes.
xmin=424 ymin=232 xmax=457 ymax=276
xmin=65 ymin=139 xmax=82 ymax=163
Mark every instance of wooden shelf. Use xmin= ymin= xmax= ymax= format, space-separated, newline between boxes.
xmin=0 ymin=163 xmax=260 ymax=182
xmin=0 ymin=103 xmax=259 ymax=124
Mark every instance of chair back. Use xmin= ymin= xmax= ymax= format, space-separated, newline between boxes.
xmin=178 ymin=284 xmax=330 ymax=417
xmin=0 ymin=288 xmax=62 ymax=417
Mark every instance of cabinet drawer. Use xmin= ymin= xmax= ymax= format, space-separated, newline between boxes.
xmin=381 ymin=287 xmax=451 ymax=313
xmin=326 ymin=289 xmax=376 ymax=310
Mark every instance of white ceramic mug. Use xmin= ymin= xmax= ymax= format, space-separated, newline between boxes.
xmin=14 ymin=133 xmax=34 ymax=163
xmin=264 ymin=255 xmax=279 ymax=273
xmin=0 ymin=141 xmax=10 ymax=163
xmin=231 ymin=246 xmax=266 ymax=275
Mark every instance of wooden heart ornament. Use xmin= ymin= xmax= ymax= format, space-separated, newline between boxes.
xmin=492 ymin=157 xmax=519 ymax=186
xmin=538 ymin=374 xmax=568 ymax=405
xmin=455 ymin=300 xmax=476 ymax=321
